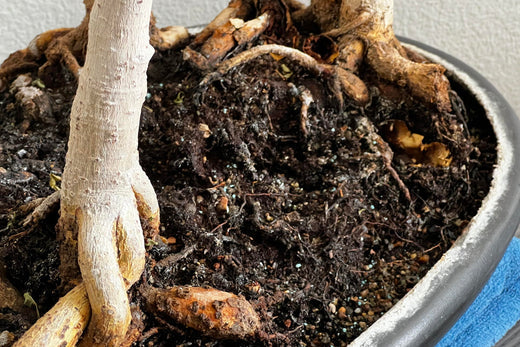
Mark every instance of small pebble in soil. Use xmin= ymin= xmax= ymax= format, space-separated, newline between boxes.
xmin=338 ymin=307 xmax=347 ymax=320
xmin=16 ymin=149 xmax=28 ymax=158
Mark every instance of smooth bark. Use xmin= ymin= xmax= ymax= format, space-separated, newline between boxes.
xmin=58 ymin=0 xmax=157 ymax=345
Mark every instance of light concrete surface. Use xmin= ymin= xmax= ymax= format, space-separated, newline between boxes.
xmin=0 ymin=1 xmax=518 ymax=116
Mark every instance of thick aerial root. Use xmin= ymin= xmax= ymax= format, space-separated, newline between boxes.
xmin=184 ymin=13 xmax=271 ymax=69
xmin=53 ymin=165 xmax=160 ymax=346
xmin=13 ymin=284 xmax=90 ymax=347
xmin=366 ymin=39 xmax=452 ymax=112
xmin=58 ymin=169 xmax=160 ymax=286
xmin=53 ymin=168 xmax=159 ymax=346
xmin=144 ymin=285 xmax=260 ymax=340
xmin=74 ymin=174 xmax=159 ymax=347
xmin=200 ymin=44 xmax=369 ymax=106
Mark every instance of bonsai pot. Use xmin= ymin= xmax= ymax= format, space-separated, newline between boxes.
xmin=351 ymin=38 xmax=520 ymax=347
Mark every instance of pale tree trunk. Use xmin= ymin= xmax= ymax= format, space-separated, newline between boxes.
xmin=26 ymin=0 xmax=157 ymax=346
xmin=61 ymin=0 xmax=157 ymax=345
xmin=12 ymin=1 xmax=158 ymax=343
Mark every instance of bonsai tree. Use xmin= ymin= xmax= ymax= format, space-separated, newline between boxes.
xmin=0 ymin=0 xmax=454 ymax=345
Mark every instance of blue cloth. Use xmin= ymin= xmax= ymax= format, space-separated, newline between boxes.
xmin=436 ymin=237 xmax=520 ymax=347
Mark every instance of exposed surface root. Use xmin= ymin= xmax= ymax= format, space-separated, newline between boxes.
xmin=0 ymin=28 xmax=74 ymax=90
xmin=17 ymin=185 xmax=159 ymax=347
xmin=191 ymin=0 xmax=256 ymax=47
xmin=22 ymin=191 xmax=60 ymax=227
xmin=184 ymin=13 xmax=271 ymax=69
xmin=292 ymin=0 xmax=451 ymax=111
xmin=288 ymin=83 xmax=314 ymax=135
xmin=365 ymin=37 xmax=452 ymax=112
xmin=186 ymin=0 xmax=450 ymax=111
xmin=200 ymin=43 xmax=369 ymax=106
xmin=357 ymin=117 xmax=412 ymax=202
xmin=63 ymin=181 xmax=159 ymax=346
xmin=149 ymin=14 xmax=189 ymax=51
xmin=0 ymin=0 xmax=93 ymax=89
xmin=144 ymin=285 xmax=260 ymax=340
xmin=13 ymin=284 xmax=90 ymax=347
xmin=0 ymin=4 xmax=186 ymax=90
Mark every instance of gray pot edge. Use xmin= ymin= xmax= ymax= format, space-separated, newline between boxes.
xmin=350 ymin=38 xmax=520 ymax=347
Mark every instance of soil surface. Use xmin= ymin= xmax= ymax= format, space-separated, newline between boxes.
xmin=0 ymin=38 xmax=496 ymax=346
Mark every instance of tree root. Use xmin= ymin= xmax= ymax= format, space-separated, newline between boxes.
xmin=185 ymin=0 xmax=450 ymax=112
xmin=0 ymin=2 xmax=186 ymax=91
xmin=199 ymin=43 xmax=369 ymax=107
xmin=0 ymin=0 xmax=92 ymax=90
xmin=4 ymin=191 xmax=61 ymax=243
xmin=292 ymin=0 xmax=451 ymax=112
xmin=13 ymin=284 xmax=90 ymax=347
xmin=13 ymin=269 xmax=260 ymax=346
xmin=22 ymin=191 xmax=60 ymax=227
xmin=14 ymin=187 xmax=156 ymax=347
xmin=149 ymin=14 xmax=189 ymax=51
xmin=384 ymin=119 xmax=452 ymax=167
xmin=0 ymin=28 xmax=73 ymax=91
xmin=13 ymin=170 xmax=261 ymax=346
xmin=143 ymin=285 xmax=260 ymax=340
xmin=288 ymin=83 xmax=313 ymax=135
xmin=60 ymin=170 xmax=161 ymax=347
xmin=184 ymin=13 xmax=271 ymax=70
xmin=357 ymin=117 xmax=412 ymax=202
xmin=191 ymin=0 xmax=256 ymax=47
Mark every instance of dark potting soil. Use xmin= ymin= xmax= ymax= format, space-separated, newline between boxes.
xmin=0 ymin=41 xmax=496 ymax=346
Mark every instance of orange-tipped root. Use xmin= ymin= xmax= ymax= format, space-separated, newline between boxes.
xmin=145 ymin=285 xmax=260 ymax=340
